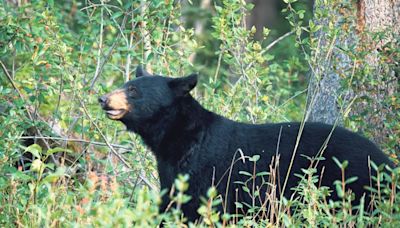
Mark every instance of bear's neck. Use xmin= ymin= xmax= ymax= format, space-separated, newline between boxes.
xmin=126 ymin=95 xmax=215 ymax=163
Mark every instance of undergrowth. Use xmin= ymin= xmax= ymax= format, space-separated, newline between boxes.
xmin=0 ymin=0 xmax=398 ymax=227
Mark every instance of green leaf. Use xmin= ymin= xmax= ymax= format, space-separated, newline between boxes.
xmin=47 ymin=0 xmax=54 ymax=8
xmin=46 ymin=147 xmax=72 ymax=156
xmin=111 ymin=11 xmax=124 ymax=20
xmin=249 ymin=154 xmax=260 ymax=162
xmin=207 ymin=187 xmax=217 ymax=198
xmin=25 ymin=144 xmax=42 ymax=159
xmin=239 ymin=171 xmax=252 ymax=177
xmin=332 ymin=157 xmax=342 ymax=168
xmin=12 ymin=171 xmax=33 ymax=182
xmin=334 ymin=181 xmax=344 ymax=198
xmin=42 ymin=167 xmax=66 ymax=183
xmin=256 ymin=171 xmax=269 ymax=177
xmin=31 ymin=159 xmax=44 ymax=173
xmin=345 ymin=176 xmax=358 ymax=184
xmin=342 ymin=160 xmax=349 ymax=169
xmin=370 ymin=161 xmax=378 ymax=171
xmin=234 ymin=202 xmax=243 ymax=209
xmin=242 ymin=186 xmax=250 ymax=193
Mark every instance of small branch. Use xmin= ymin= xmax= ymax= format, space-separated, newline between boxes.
xmin=125 ymin=5 xmax=136 ymax=82
xmin=78 ymin=97 xmax=156 ymax=190
xmin=80 ymin=3 xmax=122 ymax=12
xmin=91 ymin=3 xmax=105 ymax=89
xmin=1 ymin=60 xmax=59 ymax=165
xmin=18 ymin=136 xmax=133 ymax=151
xmin=89 ymin=12 xmax=128 ymax=90
xmin=213 ymin=47 xmax=224 ymax=82
xmin=1 ymin=60 xmax=20 ymax=93
xmin=79 ymin=98 xmax=130 ymax=167
xmin=265 ymin=30 xmax=295 ymax=52
xmin=140 ymin=0 xmax=152 ymax=71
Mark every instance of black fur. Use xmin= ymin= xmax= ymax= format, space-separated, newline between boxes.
xmin=100 ymin=66 xmax=393 ymax=221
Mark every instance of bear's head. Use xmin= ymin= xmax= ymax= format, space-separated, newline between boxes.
xmin=98 ymin=65 xmax=198 ymax=122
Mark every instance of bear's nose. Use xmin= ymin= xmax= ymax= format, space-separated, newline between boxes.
xmin=98 ymin=95 xmax=108 ymax=107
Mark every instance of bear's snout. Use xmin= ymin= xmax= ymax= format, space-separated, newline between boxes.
xmin=98 ymin=90 xmax=131 ymax=120
xmin=98 ymin=95 xmax=108 ymax=108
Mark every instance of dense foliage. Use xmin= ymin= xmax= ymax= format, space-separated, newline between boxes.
xmin=0 ymin=0 xmax=398 ymax=227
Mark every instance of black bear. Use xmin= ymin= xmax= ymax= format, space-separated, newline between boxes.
xmin=99 ymin=66 xmax=393 ymax=221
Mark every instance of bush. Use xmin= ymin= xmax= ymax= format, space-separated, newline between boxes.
xmin=0 ymin=0 xmax=398 ymax=227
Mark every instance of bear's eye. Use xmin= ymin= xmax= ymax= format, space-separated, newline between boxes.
xmin=127 ymin=85 xmax=139 ymax=98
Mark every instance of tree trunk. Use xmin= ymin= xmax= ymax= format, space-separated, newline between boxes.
xmin=306 ymin=0 xmax=399 ymax=152
xmin=306 ymin=1 xmax=354 ymax=125
xmin=352 ymin=0 xmax=399 ymax=148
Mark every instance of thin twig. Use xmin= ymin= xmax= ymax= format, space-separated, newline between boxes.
xmin=78 ymin=97 xmax=156 ymax=190
xmin=92 ymin=3 xmax=105 ymax=89
xmin=125 ymin=4 xmax=136 ymax=82
xmin=140 ymin=0 xmax=153 ymax=71
xmin=1 ymin=60 xmax=20 ymax=93
xmin=79 ymin=98 xmax=130 ymax=167
xmin=0 ymin=60 xmax=59 ymax=165
xmin=213 ymin=47 xmax=224 ymax=82
xmin=89 ymin=6 xmax=158 ymax=89
xmin=80 ymin=3 xmax=122 ymax=12
xmin=89 ymin=7 xmax=129 ymax=90
xmin=265 ymin=30 xmax=295 ymax=52
xmin=18 ymin=136 xmax=133 ymax=151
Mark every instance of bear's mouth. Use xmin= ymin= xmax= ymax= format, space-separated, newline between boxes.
xmin=105 ymin=109 xmax=127 ymax=120
xmin=99 ymin=89 xmax=131 ymax=120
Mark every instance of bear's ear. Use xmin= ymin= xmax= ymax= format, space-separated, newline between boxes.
xmin=136 ymin=65 xmax=152 ymax=77
xmin=168 ymin=73 xmax=198 ymax=97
